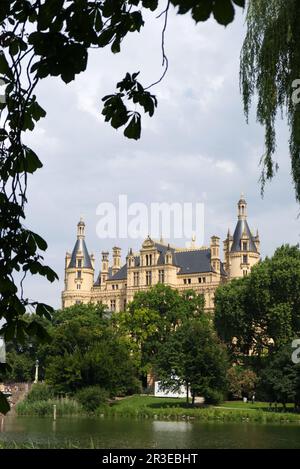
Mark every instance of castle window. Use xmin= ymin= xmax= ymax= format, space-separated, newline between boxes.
xmin=112 ymin=285 xmax=115 ymax=290
xmin=75 ymin=300 xmax=81 ymax=305
xmin=77 ymin=270 xmax=81 ymax=279
xmin=184 ymin=279 xmax=187 ymax=284
xmin=146 ymin=254 xmax=152 ymax=266
xmin=188 ymin=278 xmax=191 ymax=284
xmin=243 ymin=255 xmax=248 ymax=264
xmin=77 ymin=284 xmax=81 ymax=290
xmin=110 ymin=299 xmax=116 ymax=311
xmin=134 ymin=272 xmax=139 ymax=287
xmin=198 ymin=278 xmax=202 ymax=283
xmin=242 ymin=242 xmax=248 ymax=251
xmin=77 ymin=259 xmax=82 ymax=268
xmin=146 ymin=271 xmax=152 ymax=286
xmin=243 ymin=270 xmax=248 ymax=277
xmin=159 ymin=270 xmax=165 ymax=284
xmin=203 ymin=277 xmax=206 ymax=283
xmin=116 ymin=284 xmax=119 ymax=290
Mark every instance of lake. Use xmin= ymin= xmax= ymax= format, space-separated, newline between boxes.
xmin=1 ymin=415 xmax=300 ymax=449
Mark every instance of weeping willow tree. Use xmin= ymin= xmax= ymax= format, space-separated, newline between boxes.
xmin=240 ymin=0 xmax=300 ymax=202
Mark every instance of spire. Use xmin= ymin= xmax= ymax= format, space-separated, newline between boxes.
xmin=231 ymin=195 xmax=257 ymax=253
xmin=238 ymin=193 xmax=247 ymax=220
xmin=191 ymin=233 xmax=196 ymax=248
xmin=68 ymin=218 xmax=92 ymax=269
xmin=77 ymin=217 xmax=85 ymax=240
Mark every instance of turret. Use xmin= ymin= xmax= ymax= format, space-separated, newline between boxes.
xmin=101 ymin=251 xmax=109 ymax=284
xmin=210 ymin=236 xmax=220 ymax=273
xmin=227 ymin=195 xmax=260 ymax=279
xmin=112 ymin=246 xmax=121 ymax=276
xmin=61 ymin=218 xmax=94 ymax=308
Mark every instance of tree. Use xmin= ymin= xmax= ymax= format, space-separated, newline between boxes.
xmin=240 ymin=0 xmax=300 ymax=202
xmin=43 ymin=304 xmax=140 ymax=395
xmin=119 ymin=284 xmax=205 ymax=375
xmin=155 ymin=318 xmax=228 ymax=405
xmin=259 ymin=346 xmax=300 ymax=409
xmin=215 ymin=245 xmax=300 ymax=358
xmin=0 ymin=0 xmax=245 ymax=413
xmin=227 ymin=366 xmax=257 ymax=400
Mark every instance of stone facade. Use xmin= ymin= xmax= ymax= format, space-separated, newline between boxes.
xmin=62 ymin=195 xmax=260 ymax=312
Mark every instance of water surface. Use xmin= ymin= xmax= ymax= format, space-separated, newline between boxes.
xmin=1 ymin=415 xmax=300 ymax=449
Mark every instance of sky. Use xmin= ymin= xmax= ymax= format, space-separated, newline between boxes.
xmin=21 ymin=6 xmax=300 ymax=309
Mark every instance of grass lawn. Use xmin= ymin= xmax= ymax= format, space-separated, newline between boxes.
xmin=219 ymin=401 xmax=295 ymax=412
xmin=101 ymin=395 xmax=300 ymax=423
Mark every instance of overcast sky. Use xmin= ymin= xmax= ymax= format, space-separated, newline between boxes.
xmin=22 ymin=7 xmax=300 ymax=309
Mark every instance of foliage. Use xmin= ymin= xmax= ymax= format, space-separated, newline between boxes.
xmin=227 ymin=366 xmax=257 ymax=399
xmin=16 ymin=398 xmax=84 ymax=417
xmin=259 ymin=346 xmax=300 ymax=408
xmin=119 ymin=284 xmax=205 ymax=373
xmin=75 ymin=386 xmax=109 ymax=412
xmin=43 ymin=304 xmax=140 ymax=395
xmin=240 ymin=0 xmax=300 ymax=202
xmin=0 ymin=0 xmax=246 ymax=413
xmin=215 ymin=245 xmax=300 ymax=357
xmin=26 ymin=383 xmax=54 ymax=402
xmin=155 ymin=317 xmax=228 ymax=404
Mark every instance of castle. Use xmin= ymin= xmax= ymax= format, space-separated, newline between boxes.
xmin=62 ymin=195 xmax=260 ymax=312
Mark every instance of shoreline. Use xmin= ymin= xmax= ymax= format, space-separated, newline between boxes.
xmin=14 ymin=395 xmax=300 ymax=424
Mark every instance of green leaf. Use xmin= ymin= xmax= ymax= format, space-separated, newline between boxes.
xmin=31 ymin=101 xmax=47 ymax=122
xmin=36 ymin=303 xmax=54 ymax=320
xmin=232 ymin=0 xmax=245 ymax=7
xmin=192 ymin=1 xmax=212 ymax=22
xmin=124 ymin=114 xmax=141 ymax=140
xmin=0 ymin=52 xmax=12 ymax=79
xmin=142 ymin=0 xmax=158 ymax=11
xmin=213 ymin=0 xmax=235 ymax=26
xmin=0 ymin=392 xmax=10 ymax=415
xmin=26 ymin=321 xmax=51 ymax=343
xmin=31 ymin=232 xmax=48 ymax=251
xmin=25 ymin=148 xmax=43 ymax=173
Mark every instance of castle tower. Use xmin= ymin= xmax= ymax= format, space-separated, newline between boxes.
xmin=210 ymin=236 xmax=221 ymax=273
xmin=101 ymin=251 xmax=109 ymax=285
xmin=225 ymin=194 xmax=260 ymax=279
xmin=112 ymin=246 xmax=121 ymax=276
xmin=61 ymin=218 xmax=94 ymax=308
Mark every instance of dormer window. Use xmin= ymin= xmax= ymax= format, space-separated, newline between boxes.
xmin=242 ymin=242 xmax=248 ymax=251
xmin=77 ymin=259 xmax=82 ymax=268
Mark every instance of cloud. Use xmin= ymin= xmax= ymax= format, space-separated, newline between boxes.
xmin=20 ymin=7 xmax=299 ymax=308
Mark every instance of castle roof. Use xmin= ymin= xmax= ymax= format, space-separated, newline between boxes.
xmin=103 ymin=242 xmax=227 ymax=282
xmin=68 ymin=238 xmax=93 ymax=269
xmin=230 ymin=219 xmax=257 ymax=253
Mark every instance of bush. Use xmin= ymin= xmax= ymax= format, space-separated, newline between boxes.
xmin=16 ymin=398 xmax=83 ymax=416
xmin=204 ymin=389 xmax=224 ymax=405
xmin=75 ymin=386 xmax=109 ymax=412
xmin=26 ymin=383 xmax=54 ymax=402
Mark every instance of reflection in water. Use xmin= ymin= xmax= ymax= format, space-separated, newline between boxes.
xmin=1 ymin=415 xmax=300 ymax=449
xmin=152 ymin=421 xmax=192 ymax=432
